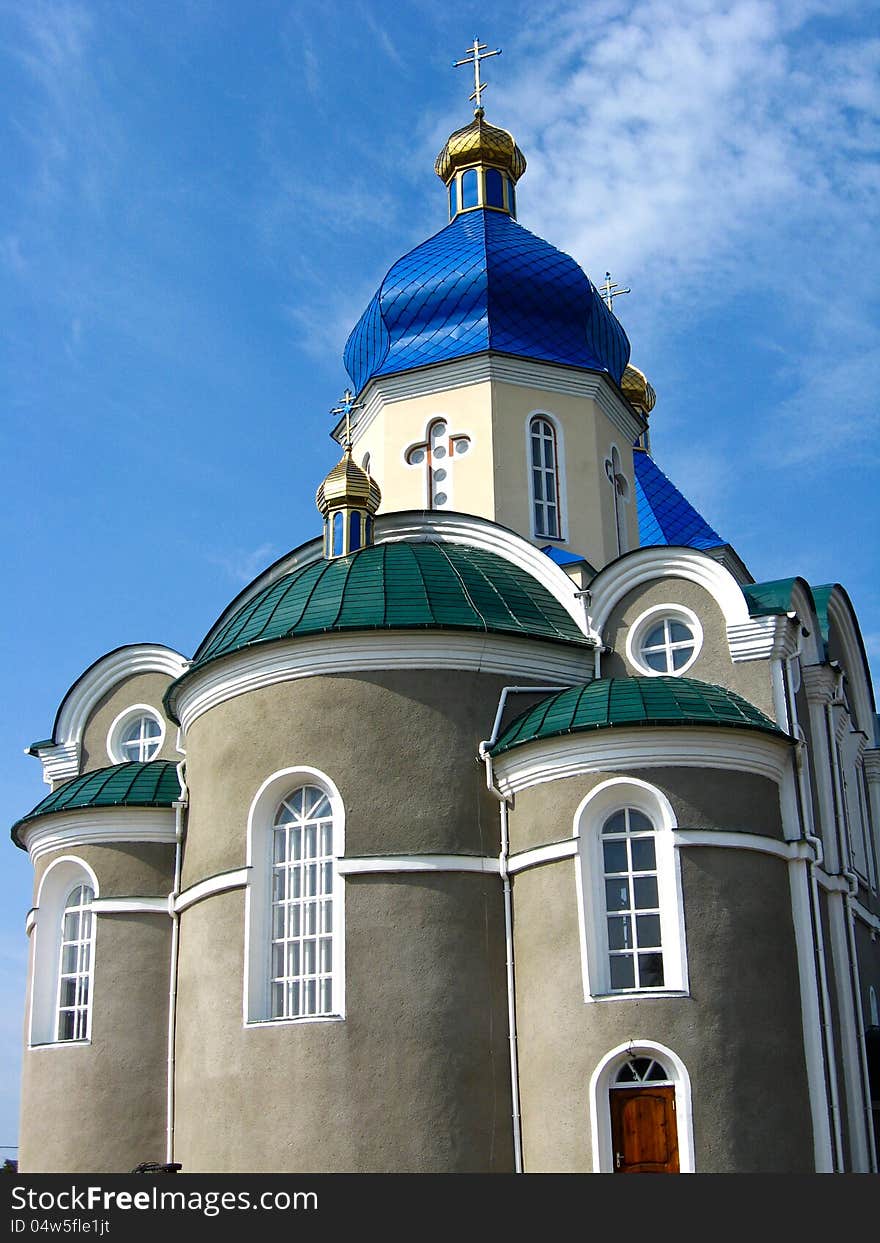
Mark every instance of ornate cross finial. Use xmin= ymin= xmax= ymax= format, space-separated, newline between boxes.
xmin=453 ymin=37 xmax=501 ymax=112
xmin=600 ymin=271 xmax=631 ymax=313
xmin=330 ymin=388 xmax=363 ymax=448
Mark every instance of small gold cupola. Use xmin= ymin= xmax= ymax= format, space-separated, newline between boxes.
xmin=621 ymin=364 xmax=657 ymax=452
xmin=436 ymin=39 xmax=526 ymax=221
xmin=317 ymin=391 xmax=381 ymax=559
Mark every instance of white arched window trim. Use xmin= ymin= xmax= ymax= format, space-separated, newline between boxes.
xmin=526 ymin=411 xmax=567 ymax=543
xmin=605 ymin=443 xmax=631 ymax=557
xmin=106 ymin=703 xmax=165 ymax=764
xmin=589 ymin=1040 xmax=695 ymax=1173
xmin=625 ymin=603 xmax=704 ymax=678
xmin=573 ymin=777 xmax=688 ymax=1002
xmin=29 ymin=855 xmax=99 ymax=1048
xmin=244 ymin=765 xmax=346 ymax=1027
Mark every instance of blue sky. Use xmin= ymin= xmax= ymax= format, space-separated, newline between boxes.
xmin=1 ymin=0 xmax=877 ymax=1151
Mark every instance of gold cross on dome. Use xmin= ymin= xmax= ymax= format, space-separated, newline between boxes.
xmin=330 ymin=389 xmax=363 ymax=447
xmin=453 ymin=37 xmax=501 ymax=112
xmin=600 ymin=271 xmax=631 ymax=313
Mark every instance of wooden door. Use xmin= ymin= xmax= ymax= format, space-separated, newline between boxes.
xmin=610 ymin=1086 xmax=679 ymax=1173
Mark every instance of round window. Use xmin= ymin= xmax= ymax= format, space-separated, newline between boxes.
xmin=626 ymin=605 xmax=703 ymax=677
xmin=107 ymin=706 xmax=164 ymax=764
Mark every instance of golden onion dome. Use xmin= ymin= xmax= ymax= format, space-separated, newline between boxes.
xmin=621 ymin=363 xmax=657 ymax=415
xmin=316 ymin=447 xmax=381 ymax=518
xmin=434 ymin=109 xmax=527 ymax=184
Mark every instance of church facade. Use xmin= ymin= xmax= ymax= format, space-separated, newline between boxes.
xmin=12 ymin=82 xmax=880 ymax=1173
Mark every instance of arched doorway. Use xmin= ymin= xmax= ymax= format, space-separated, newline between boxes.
xmin=609 ymin=1056 xmax=678 ymax=1173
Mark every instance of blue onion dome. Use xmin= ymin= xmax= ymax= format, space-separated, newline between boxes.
xmin=343 ymin=113 xmax=631 ymax=394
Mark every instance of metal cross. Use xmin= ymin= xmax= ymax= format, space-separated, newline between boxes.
xmin=453 ymin=38 xmax=501 ymax=112
xmin=330 ymin=389 xmax=363 ymax=447
xmin=600 ymin=271 xmax=631 ymax=313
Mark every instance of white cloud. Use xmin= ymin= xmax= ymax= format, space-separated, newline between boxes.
xmin=207 ymin=543 xmax=279 ymax=586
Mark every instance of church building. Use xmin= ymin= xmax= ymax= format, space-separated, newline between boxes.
xmin=12 ymin=45 xmax=880 ymax=1173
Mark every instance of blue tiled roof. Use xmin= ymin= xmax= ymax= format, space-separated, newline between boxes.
xmin=344 ymin=209 xmax=630 ymax=392
xmin=634 ymin=449 xmax=723 ymax=551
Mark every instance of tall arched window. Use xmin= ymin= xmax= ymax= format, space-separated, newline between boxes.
xmin=529 ymin=416 xmax=561 ymax=539
xmin=574 ymin=779 xmax=687 ymax=1000
xmin=30 ymin=856 xmax=99 ymax=1047
xmin=245 ymin=767 xmax=345 ymax=1025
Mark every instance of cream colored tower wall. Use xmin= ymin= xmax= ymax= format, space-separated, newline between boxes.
xmin=350 ymin=362 xmax=642 ymax=572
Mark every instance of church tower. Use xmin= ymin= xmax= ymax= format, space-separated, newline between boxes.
xmin=336 ymin=42 xmax=645 ymax=572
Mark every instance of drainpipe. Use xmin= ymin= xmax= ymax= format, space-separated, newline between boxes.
xmin=478 ymin=685 xmax=568 ymax=1175
xmin=166 ymin=750 xmax=187 ymax=1166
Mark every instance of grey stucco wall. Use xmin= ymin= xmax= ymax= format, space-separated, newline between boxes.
xmin=173 ymin=879 xmax=513 ymax=1172
xmin=511 ymin=843 xmax=814 ymax=1172
xmin=32 ymin=842 xmax=176 ymax=903
xmin=508 ymin=763 xmax=785 ymax=856
xmin=79 ymin=671 xmax=178 ymax=773
xmin=19 ymin=912 xmax=171 ymax=1173
xmin=601 ymin=577 xmax=775 ymax=719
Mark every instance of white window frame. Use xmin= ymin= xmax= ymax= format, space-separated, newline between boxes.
xmin=106 ymin=704 xmax=165 ymax=764
xmin=244 ymin=766 xmax=346 ymax=1027
xmin=589 ymin=1040 xmax=695 ymax=1173
xmin=574 ymin=778 xmax=688 ymax=1002
xmin=626 ymin=603 xmax=704 ymax=678
xmin=526 ymin=412 xmax=567 ymax=542
xmin=29 ymin=855 xmax=99 ymax=1048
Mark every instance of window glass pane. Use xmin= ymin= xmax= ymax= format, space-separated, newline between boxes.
xmin=638 ymin=953 xmax=664 ymax=987
xmin=670 ymin=621 xmax=691 ymax=643
xmin=628 ymin=809 xmax=653 ymax=833
xmin=636 ymin=914 xmax=662 ymax=948
xmin=60 ymin=978 xmax=77 ymax=1007
xmin=672 ymin=645 xmax=693 ymax=670
xmin=349 ymin=511 xmax=361 ymax=552
xmin=605 ymin=879 xmax=630 ymax=911
xmin=630 ymin=837 xmax=656 ymax=871
xmin=633 ymin=876 xmax=659 ymax=909
xmin=607 ymin=915 xmax=632 ymax=950
xmin=643 ymin=624 xmax=665 ymax=649
xmin=609 ymin=955 xmax=635 ymax=990
xmin=508 ymin=180 xmax=516 ymax=216
xmin=58 ymin=1011 xmax=75 ymax=1041
xmin=615 ymin=1062 xmax=639 ymax=1083
xmin=532 ymin=469 xmax=544 ymax=501
xmin=332 ymin=512 xmax=343 ymax=556
xmin=62 ymin=944 xmax=78 ymax=973
xmin=485 ymin=167 xmax=504 ymax=207
xmin=603 ymin=811 xmax=627 ymax=835
xmin=644 ymin=649 xmax=667 ymax=671
xmin=603 ymin=841 xmax=627 ymax=873
xmin=448 ymin=180 xmax=456 ymax=217
xmin=462 ymin=168 xmax=478 ymax=208
xmin=646 ymin=1060 xmax=669 ymax=1081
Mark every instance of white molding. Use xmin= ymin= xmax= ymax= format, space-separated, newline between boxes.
xmin=589 ymin=1040 xmax=695 ymax=1173
xmin=727 ymin=615 xmax=800 ymax=663
xmin=673 ymin=829 xmax=812 ymax=862
xmin=29 ymin=645 xmax=187 ymax=786
xmin=89 ymin=897 xmax=169 ymax=915
xmin=494 ymin=727 xmax=790 ymax=797
xmin=244 ymin=766 xmax=346 ymax=1027
xmin=105 ymin=703 xmax=166 ymax=766
xmin=175 ymin=868 xmax=250 ymax=914
xmin=823 ymin=589 xmax=875 ymax=734
xmin=508 ymin=840 xmax=578 ymax=874
xmin=173 ymin=631 xmax=593 ymax=734
xmin=852 ymin=899 xmax=880 ymax=933
xmin=19 ymin=808 xmax=177 ymax=864
xmin=572 ymin=777 xmax=688 ymax=1002
xmin=590 ymin=547 xmax=751 ymax=637
xmin=346 ymin=353 xmax=643 ymax=447
xmin=30 ymin=856 xmax=100 ymax=1049
xmin=338 ymin=854 xmax=499 ymax=875
xmin=625 ymin=603 xmax=704 ymax=678
xmin=25 ymin=909 xmax=36 ymax=936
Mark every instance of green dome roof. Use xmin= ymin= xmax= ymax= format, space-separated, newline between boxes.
xmin=490 ymin=677 xmax=784 ymax=756
xmin=188 ymin=540 xmax=590 ymax=672
xmin=12 ymin=761 xmax=180 ymax=847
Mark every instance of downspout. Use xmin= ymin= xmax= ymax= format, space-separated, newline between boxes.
xmin=166 ymin=750 xmax=187 ymax=1166
xmin=783 ymin=657 xmax=843 ymax=1170
xmin=479 ymin=685 xmax=568 ymax=1175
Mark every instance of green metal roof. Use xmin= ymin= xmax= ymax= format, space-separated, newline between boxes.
xmin=12 ymin=761 xmax=181 ymax=847
xmin=490 ymin=677 xmax=784 ymax=756
xmin=811 ymin=584 xmax=834 ymax=643
xmin=187 ymin=540 xmax=590 ymax=672
xmin=742 ymin=578 xmax=802 ymax=618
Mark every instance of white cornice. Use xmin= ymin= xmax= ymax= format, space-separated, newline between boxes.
xmin=589 ymin=547 xmax=751 ymax=636
xmin=493 ymin=726 xmax=790 ymax=796
xmin=341 ymin=354 xmax=644 ymax=447
xmin=727 ymin=615 xmax=800 ymax=663
xmin=175 ymin=868 xmax=250 ymax=914
xmin=802 ymin=664 xmax=838 ymax=703
xmin=89 ymin=897 xmax=169 ymax=916
xmin=173 ymin=630 xmax=593 ymax=734
xmin=29 ymin=645 xmax=188 ymax=787
xmin=337 ymin=855 xmax=500 ymax=876
xmin=19 ymin=808 xmax=177 ymax=864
